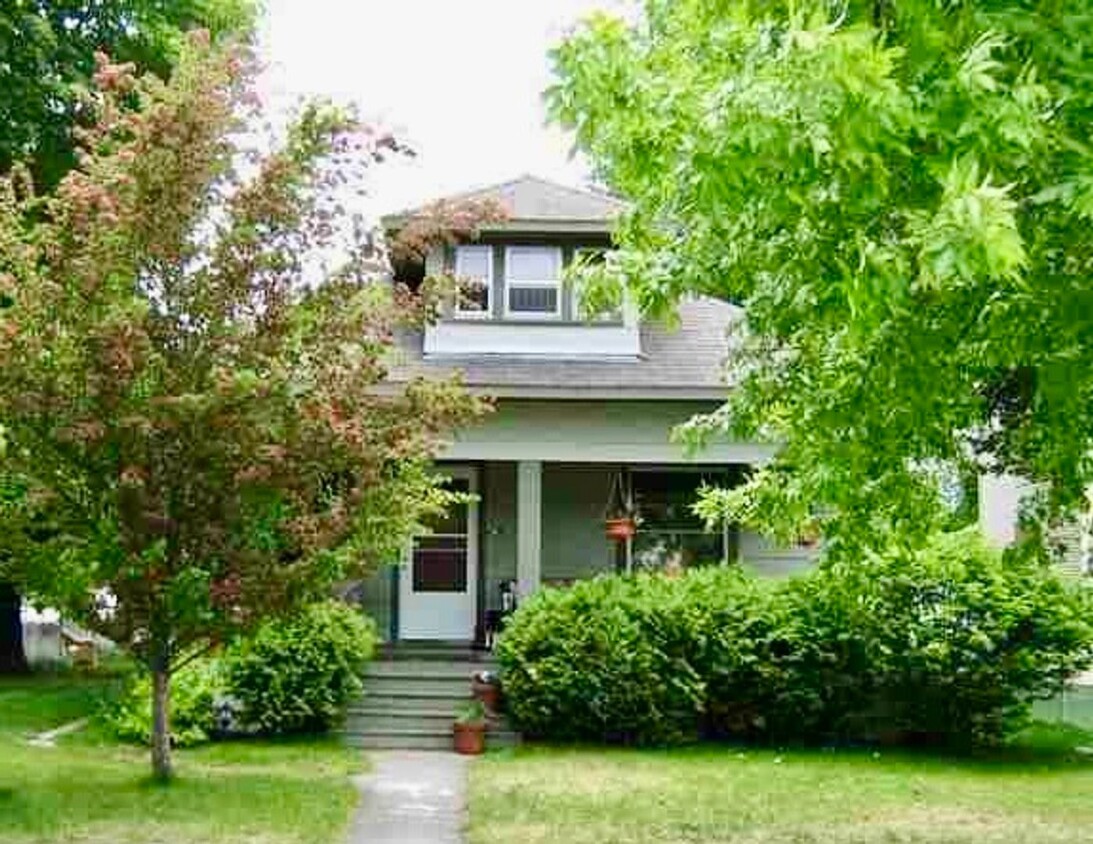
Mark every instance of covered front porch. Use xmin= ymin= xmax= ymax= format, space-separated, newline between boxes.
xmin=361 ymin=460 xmax=762 ymax=644
xmin=358 ymin=398 xmax=814 ymax=643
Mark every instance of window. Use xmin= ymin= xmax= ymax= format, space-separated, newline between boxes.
xmin=629 ymin=471 xmax=736 ymax=569
xmin=505 ymin=246 xmax=562 ymax=319
xmin=570 ymin=247 xmax=622 ymax=323
xmin=411 ymin=478 xmax=470 ymax=592
xmin=454 ymin=245 xmax=491 ymax=318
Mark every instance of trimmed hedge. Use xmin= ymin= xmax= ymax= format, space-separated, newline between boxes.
xmin=497 ymin=530 xmax=1093 ymax=747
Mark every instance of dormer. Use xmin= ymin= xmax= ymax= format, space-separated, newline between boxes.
xmin=383 ymin=175 xmax=638 ymax=359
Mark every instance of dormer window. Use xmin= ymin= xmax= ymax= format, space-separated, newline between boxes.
xmin=454 ymin=245 xmax=492 ymax=318
xmin=505 ymin=246 xmax=562 ymax=320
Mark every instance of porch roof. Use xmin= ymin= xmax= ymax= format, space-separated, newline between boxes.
xmin=386 ymin=297 xmax=738 ymax=400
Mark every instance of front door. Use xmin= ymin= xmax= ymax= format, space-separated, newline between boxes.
xmin=399 ymin=467 xmax=478 ymax=640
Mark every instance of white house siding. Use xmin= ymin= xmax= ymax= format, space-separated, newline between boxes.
xmin=979 ymin=473 xmax=1090 ymax=579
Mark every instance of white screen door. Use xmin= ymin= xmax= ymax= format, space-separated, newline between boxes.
xmin=399 ymin=468 xmax=478 ymax=640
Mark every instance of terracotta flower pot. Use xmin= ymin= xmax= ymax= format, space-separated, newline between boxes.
xmin=472 ymin=679 xmax=502 ymax=714
xmin=453 ymin=721 xmax=487 ymax=755
xmin=605 ymin=517 xmax=637 ymax=541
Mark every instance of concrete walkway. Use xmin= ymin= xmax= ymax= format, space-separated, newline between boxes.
xmin=348 ymin=751 xmax=469 ymax=844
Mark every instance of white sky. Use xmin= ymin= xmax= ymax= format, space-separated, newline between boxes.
xmin=258 ymin=0 xmax=633 ymax=217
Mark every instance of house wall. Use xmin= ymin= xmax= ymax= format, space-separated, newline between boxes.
xmin=979 ymin=473 xmax=1090 ymax=578
xmin=482 ymin=461 xmax=517 ymax=612
xmin=358 ymin=565 xmax=395 ymax=640
xmin=444 ymin=400 xmax=775 ymax=465
xmin=739 ymin=532 xmax=817 ymax=578
xmin=541 ymin=465 xmax=615 ymax=582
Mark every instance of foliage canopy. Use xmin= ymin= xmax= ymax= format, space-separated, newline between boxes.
xmin=0 ymin=34 xmax=485 ymax=777
xmin=0 ymin=0 xmax=256 ymax=190
xmin=549 ymin=0 xmax=1093 ymax=552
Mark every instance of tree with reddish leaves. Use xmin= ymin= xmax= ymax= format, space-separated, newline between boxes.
xmin=0 ymin=35 xmax=487 ymax=780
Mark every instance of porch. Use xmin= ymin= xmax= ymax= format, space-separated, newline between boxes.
xmin=360 ymin=460 xmax=802 ymax=644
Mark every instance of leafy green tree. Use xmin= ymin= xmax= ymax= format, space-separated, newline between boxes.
xmin=549 ymin=0 xmax=1093 ymax=554
xmin=0 ymin=0 xmax=256 ymax=675
xmin=0 ymin=0 xmax=255 ymax=190
xmin=0 ymin=36 xmax=486 ymax=780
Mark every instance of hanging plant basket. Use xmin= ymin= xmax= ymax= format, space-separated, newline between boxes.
xmin=605 ymin=516 xmax=637 ymax=541
xmin=603 ymin=468 xmax=639 ymax=542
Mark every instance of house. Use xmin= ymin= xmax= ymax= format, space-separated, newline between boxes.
xmin=356 ymin=176 xmax=814 ymax=646
xmin=979 ymin=474 xmax=1092 ymax=579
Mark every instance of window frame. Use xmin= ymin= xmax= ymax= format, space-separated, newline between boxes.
xmin=453 ymin=244 xmax=493 ymax=320
xmin=504 ymin=245 xmax=564 ymax=321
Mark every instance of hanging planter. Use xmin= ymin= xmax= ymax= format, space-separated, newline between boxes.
xmin=605 ymin=516 xmax=637 ymax=541
xmin=603 ymin=469 xmax=639 ymax=543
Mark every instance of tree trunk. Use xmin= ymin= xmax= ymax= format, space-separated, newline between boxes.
xmin=0 ymin=582 xmax=29 ymax=674
xmin=151 ymin=659 xmax=173 ymax=781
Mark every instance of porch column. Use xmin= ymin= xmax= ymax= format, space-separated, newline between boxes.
xmin=516 ymin=460 xmax=542 ymax=599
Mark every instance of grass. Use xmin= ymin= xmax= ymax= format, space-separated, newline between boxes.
xmin=469 ymin=726 xmax=1093 ymax=844
xmin=0 ymin=674 xmax=362 ymax=844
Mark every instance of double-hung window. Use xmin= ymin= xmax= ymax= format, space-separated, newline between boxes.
xmin=505 ymin=246 xmax=562 ymax=319
xmin=453 ymin=245 xmax=492 ymax=318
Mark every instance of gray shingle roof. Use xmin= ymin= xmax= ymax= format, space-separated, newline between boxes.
xmin=385 ymin=297 xmax=736 ymax=399
xmin=383 ymin=174 xmax=625 ymax=232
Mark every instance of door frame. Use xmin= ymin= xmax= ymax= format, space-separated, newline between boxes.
xmin=398 ymin=465 xmax=479 ymax=641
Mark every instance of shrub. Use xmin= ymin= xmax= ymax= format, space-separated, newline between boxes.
xmin=814 ymin=531 xmax=1093 ymax=745
xmin=497 ymin=573 xmax=704 ymax=744
xmin=106 ymin=659 xmax=223 ymax=747
xmin=104 ymin=601 xmax=377 ymax=745
xmin=498 ymin=530 xmax=1093 ymax=748
xmin=223 ymin=600 xmax=377 ymax=735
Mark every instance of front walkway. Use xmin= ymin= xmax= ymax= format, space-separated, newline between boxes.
xmin=348 ymin=751 xmax=468 ymax=844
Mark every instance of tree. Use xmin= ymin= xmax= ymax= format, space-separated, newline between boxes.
xmin=0 ymin=0 xmax=256 ymax=190
xmin=0 ymin=35 xmax=487 ymax=780
xmin=548 ymin=0 xmax=1093 ymax=555
xmin=0 ymin=0 xmax=256 ymax=676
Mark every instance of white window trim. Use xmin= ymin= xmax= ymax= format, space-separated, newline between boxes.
xmin=504 ymin=245 xmax=563 ymax=320
xmin=453 ymin=245 xmax=492 ymax=320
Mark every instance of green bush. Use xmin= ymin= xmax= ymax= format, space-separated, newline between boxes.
xmin=224 ymin=600 xmax=377 ymax=735
xmin=813 ymin=531 xmax=1093 ymax=745
xmin=106 ymin=659 xmax=223 ymax=747
xmin=497 ymin=530 xmax=1093 ymax=747
xmin=104 ymin=601 xmax=377 ymax=745
xmin=497 ymin=573 xmax=706 ymax=744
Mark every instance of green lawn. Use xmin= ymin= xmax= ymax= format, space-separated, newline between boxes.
xmin=0 ymin=675 xmax=361 ymax=844
xmin=469 ymin=731 xmax=1093 ymax=844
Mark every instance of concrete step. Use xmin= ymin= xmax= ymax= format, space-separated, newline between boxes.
xmin=348 ymin=709 xmax=457 ymax=731
xmin=346 ymin=729 xmax=453 ymax=751
xmin=365 ymin=660 xmax=495 ymax=680
xmin=343 ymin=723 xmax=521 ymax=751
xmin=355 ymin=691 xmax=471 ymax=710
xmin=363 ymin=676 xmax=474 ymax=697
xmin=380 ymin=643 xmax=494 ymax=663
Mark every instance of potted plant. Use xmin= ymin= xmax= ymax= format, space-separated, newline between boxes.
xmin=605 ymin=515 xmax=637 ymax=540
xmin=603 ymin=469 xmax=639 ymax=541
xmin=471 ymin=670 xmax=502 ymax=714
xmin=453 ymin=700 xmax=488 ymax=755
